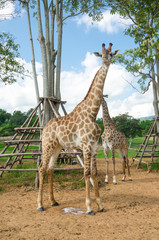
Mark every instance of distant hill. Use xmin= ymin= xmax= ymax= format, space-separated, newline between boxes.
xmin=139 ymin=115 xmax=155 ymax=121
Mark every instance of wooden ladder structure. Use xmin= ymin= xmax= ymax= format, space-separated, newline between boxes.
xmin=0 ymin=97 xmax=84 ymax=187
xmin=133 ymin=117 xmax=159 ymax=172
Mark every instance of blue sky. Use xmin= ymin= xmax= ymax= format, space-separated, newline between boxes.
xmin=0 ymin=2 xmax=154 ymax=119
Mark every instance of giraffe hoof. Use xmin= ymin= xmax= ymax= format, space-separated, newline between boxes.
xmin=98 ymin=208 xmax=106 ymax=213
xmin=86 ymin=211 xmax=95 ymax=216
xmin=37 ymin=207 xmax=45 ymax=211
xmin=113 ymin=182 xmax=117 ymax=185
xmin=121 ymin=179 xmax=125 ymax=182
xmin=104 ymin=181 xmax=108 ymax=184
xmin=129 ymin=178 xmax=132 ymax=181
xmin=52 ymin=202 xmax=59 ymax=206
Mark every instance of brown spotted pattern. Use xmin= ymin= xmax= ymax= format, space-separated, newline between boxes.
xmin=101 ymin=97 xmax=132 ymax=184
xmin=37 ymin=44 xmax=119 ymax=214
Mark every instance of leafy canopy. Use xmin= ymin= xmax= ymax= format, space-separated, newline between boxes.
xmin=0 ymin=32 xmax=24 ymax=84
xmin=112 ymin=113 xmax=142 ymax=138
xmin=110 ymin=0 xmax=159 ymax=92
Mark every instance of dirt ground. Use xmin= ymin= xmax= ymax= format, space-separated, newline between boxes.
xmin=0 ymin=158 xmax=159 ymax=240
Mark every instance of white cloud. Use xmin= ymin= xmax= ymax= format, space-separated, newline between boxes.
xmin=75 ymin=10 xmax=132 ymax=34
xmin=0 ymin=1 xmax=16 ymax=20
xmin=106 ymin=87 xmax=153 ymax=119
xmin=61 ymin=52 xmax=154 ymax=119
xmin=0 ymin=53 xmax=154 ymax=119
xmin=0 ymin=61 xmax=43 ymax=113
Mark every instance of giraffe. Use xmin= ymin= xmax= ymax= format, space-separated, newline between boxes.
xmin=37 ymin=43 xmax=119 ymax=215
xmin=101 ymin=96 xmax=132 ymax=184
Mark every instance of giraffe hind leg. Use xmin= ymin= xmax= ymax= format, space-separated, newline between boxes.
xmin=37 ymin=142 xmax=62 ymax=211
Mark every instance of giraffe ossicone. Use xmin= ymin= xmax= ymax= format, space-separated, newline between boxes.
xmin=37 ymin=43 xmax=119 ymax=215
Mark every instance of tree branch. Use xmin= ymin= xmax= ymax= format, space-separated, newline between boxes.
xmin=62 ymin=2 xmax=106 ymax=22
xmin=122 ymin=76 xmax=152 ymax=94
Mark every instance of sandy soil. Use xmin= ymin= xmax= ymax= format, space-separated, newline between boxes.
xmin=0 ymin=158 xmax=159 ymax=240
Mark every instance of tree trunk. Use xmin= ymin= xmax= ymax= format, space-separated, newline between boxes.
xmin=50 ymin=3 xmax=56 ymax=98
xmin=55 ymin=0 xmax=63 ymax=100
xmin=43 ymin=0 xmax=52 ymax=97
xmin=156 ymin=55 xmax=159 ymax=96
xmin=26 ymin=2 xmax=42 ymax=126
xmin=148 ymin=42 xmax=159 ymax=130
xmin=37 ymin=0 xmax=50 ymax=124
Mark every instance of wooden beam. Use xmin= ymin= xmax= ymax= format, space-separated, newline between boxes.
xmin=5 ymin=140 xmax=41 ymax=144
xmin=14 ymin=127 xmax=43 ymax=131
xmin=0 ymin=152 xmax=42 ymax=157
xmin=0 ymin=167 xmax=83 ymax=172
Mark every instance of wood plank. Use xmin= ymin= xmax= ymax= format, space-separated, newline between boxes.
xmin=14 ymin=127 xmax=43 ymax=131
xmin=4 ymin=140 xmax=41 ymax=144
xmin=0 ymin=152 xmax=42 ymax=157
xmin=0 ymin=167 xmax=83 ymax=172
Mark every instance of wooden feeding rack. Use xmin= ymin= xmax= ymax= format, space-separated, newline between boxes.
xmin=132 ymin=117 xmax=159 ymax=172
xmin=0 ymin=97 xmax=84 ymax=187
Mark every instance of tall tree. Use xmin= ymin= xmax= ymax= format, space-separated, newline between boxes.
xmin=0 ymin=32 xmax=24 ymax=84
xmin=112 ymin=113 xmax=142 ymax=139
xmin=107 ymin=0 xmax=159 ymax=128
xmin=19 ymin=0 xmax=106 ymax=124
xmin=0 ymin=1 xmax=24 ymax=84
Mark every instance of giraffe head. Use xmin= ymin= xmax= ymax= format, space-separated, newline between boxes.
xmin=94 ymin=43 xmax=120 ymax=65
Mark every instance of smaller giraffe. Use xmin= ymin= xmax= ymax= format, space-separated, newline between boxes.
xmin=101 ymin=97 xmax=132 ymax=184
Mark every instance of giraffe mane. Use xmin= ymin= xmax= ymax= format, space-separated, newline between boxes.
xmin=83 ymin=67 xmax=101 ymax=101
xmin=72 ymin=67 xmax=101 ymax=112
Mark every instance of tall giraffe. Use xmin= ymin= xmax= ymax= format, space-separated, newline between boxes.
xmin=37 ymin=43 xmax=119 ymax=215
xmin=101 ymin=97 xmax=132 ymax=184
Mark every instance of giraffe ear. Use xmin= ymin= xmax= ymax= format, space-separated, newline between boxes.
xmin=93 ymin=52 xmax=102 ymax=58
xmin=110 ymin=50 xmax=120 ymax=57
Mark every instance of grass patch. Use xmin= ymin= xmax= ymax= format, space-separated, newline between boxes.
xmin=138 ymin=162 xmax=148 ymax=171
xmin=0 ymin=136 xmax=159 ymax=192
xmin=97 ymin=146 xmax=137 ymax=159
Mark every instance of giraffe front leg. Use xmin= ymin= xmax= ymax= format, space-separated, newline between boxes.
xmin=121 ymin=158 xmax=126 ymax=181
xmin=125 ymin=154 xmax=132 ymax=181
xmin=111 ymin=149 xmax=117 ymax=184
xmin=117 ymin=149 xmax=126 ymax=182
xmin=37 ymin=162 xmax=47 ymax=211
xmin=91 ymin=152 xmax=105 ymax=213
xmin=83 ymin=146 xmax=94 ymax=215
xmin=104 ymin=146 xmax=109 ymax=184
xmin=47 ymin=169 xmax=59 ymax=206
xmin=85 ymin=175 xmax=94 ymax=215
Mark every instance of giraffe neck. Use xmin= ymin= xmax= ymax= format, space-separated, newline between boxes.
xmin=81 ymin=63 xmax=110 ymax=120
xmin=101 ymin=98 xmax=114 ymax=128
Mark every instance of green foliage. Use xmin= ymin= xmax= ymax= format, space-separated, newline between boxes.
xmin=139 ymin=119 xmax=153 ymax=135
xmin=0 ymin=123 xmax=15 ymax=136
xmin=109 ymin=0 xmax=159 ymax=91
xmin=112 ymin=113 xmax=142 ymax=138
xmin=0 ymin=108 xmax=36 ymax=136
xmin=0 ymin=136 xmax=158 ymax=192
xmin=96 ymin=118 xmax=103 ymax=124
xmin=0 ymin=32 xmax=24 ymax=84
xmin=63 ymin=0 xmax=105 ymax=21
xmin=9 ymin=110 xmax=27 ymax=127
xmin=0 ymin=109 xmax=11 ymax=125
